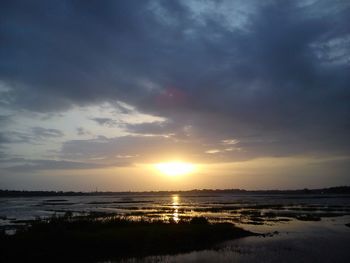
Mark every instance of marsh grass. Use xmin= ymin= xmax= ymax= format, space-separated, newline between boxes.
xmin=0 ymin=214 xmax=255 ymax=262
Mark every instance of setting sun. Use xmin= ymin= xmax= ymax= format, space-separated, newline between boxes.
xmin=155 ymin=161 xmax=195 ymax=176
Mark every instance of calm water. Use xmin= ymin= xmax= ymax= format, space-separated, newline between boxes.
xmin=1 ymin=193 xmax=350 ymax=262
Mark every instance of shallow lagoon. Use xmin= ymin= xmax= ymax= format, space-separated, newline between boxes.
xmin=1 ymin=193 xmax=350 ymax=262
xmin=123 ymin=220 xmax=350 ymax=263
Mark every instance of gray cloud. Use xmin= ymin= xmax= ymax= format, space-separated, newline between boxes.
xmin=0 ymin=133 xmax=11 ymax=144
xmin=91 ymin=117 xmax=118 ymax=127
xmin=0 ymin=131 xmax=32 ymax=144
xmin=123 ymin=121 xmax=178 ymax=135
xmin=3 ymin=159 xmax=106 ymax=173
xmin=0 ymin=115 xmax=11 ymax=125
xmin=0 ymin=0 xmax=349 ymax=165
xmin=60 ymin=135 xmax=203 ymax=163
xmin=76 ymin=127 xmax=90 ymax=136
xmin=31 ymin=127 xmax=64 ymax=138
xmin=0 ymin=127 xmax=64 ymax=148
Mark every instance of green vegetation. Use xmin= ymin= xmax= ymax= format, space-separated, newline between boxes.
xmin=0 ymin=214 xmax=255 ymax=262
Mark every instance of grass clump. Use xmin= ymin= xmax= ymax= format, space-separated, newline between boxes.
xmin=0 ymin=215 xmax=254 ymax=262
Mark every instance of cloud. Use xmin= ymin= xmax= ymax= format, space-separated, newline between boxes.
xmin=0 ymin=133 xmax=11 ymax=144
xmin=3 ymin=159 xmax=107 ymax=172
xmin=90 ymin=117 xmax=119 ymax=127
xmin=123 ymin=121 xmax=178 ymax=136
xmin=0 ymin=0 xmax=349 ymax=166
xmin=0 ymin=128 xmax=64 ymax=145
xmin=76 ymin=127 xmax=90 ymax=136
xmin=31 ymin=127 xmax=64 ymax=138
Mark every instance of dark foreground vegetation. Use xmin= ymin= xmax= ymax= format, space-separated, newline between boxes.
xmin=0 ymin=215 xmax=255 ymax=262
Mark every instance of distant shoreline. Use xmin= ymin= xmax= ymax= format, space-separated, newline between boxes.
xmin=1 ymin=186 xmax=349 ymax=197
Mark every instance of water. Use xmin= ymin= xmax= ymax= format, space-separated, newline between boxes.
xmin=1 ymin=193 xmax=350 ymax=262
xmin=128 ymin=224 xmax=350 ymax=263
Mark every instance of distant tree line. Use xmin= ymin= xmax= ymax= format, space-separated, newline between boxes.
xmin=0 ymin=186 xmax=349 ymax=197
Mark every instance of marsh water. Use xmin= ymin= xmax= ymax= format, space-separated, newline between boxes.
xmin=1 ymin=193 xmax=350 ymax=262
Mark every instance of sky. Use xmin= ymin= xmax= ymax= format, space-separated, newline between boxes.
xmin=0 ymin=0 xmax=349 ymax=191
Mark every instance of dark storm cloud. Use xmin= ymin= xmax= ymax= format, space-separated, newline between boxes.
xmin=0 ymin=0 xmax=350 ymax=161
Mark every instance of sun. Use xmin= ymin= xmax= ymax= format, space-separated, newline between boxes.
xmin=155 ymin=161 xmax=195 ymax=176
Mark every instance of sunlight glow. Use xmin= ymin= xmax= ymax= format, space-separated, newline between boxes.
xmin=171 ymin=194 xmax=180 ymax=222
xmin=155 ymin=161 xmax=195 ymax=176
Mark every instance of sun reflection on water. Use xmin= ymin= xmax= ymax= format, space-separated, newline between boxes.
xmin=172 ymin=195 xmax=180 ymax=223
